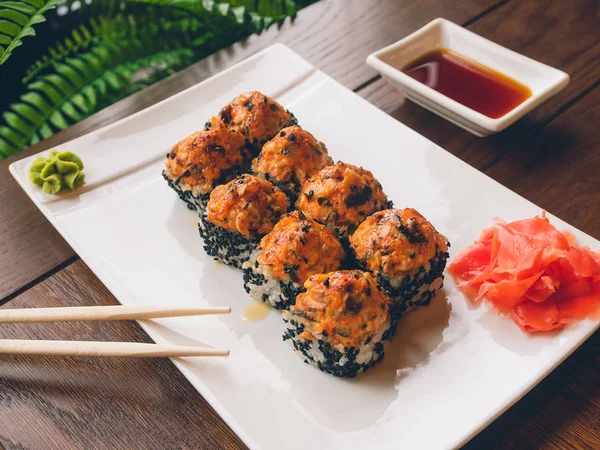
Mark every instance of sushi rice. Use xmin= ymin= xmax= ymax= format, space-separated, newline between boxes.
xmin=281 ymin=271 xmax=391 ymax=378
xmin=242 ymin=249 xmax=303 ymax=309
xmin=162 ymin=168 xmax=210 ymax=212
xmin=282 ymin=313 xmax=386 ymax=378
xmin=198 ymin=211 xmax=258 ymax=268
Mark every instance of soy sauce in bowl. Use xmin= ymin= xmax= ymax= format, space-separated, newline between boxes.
xmin=403 ymin=48 xmax=532 ymax=119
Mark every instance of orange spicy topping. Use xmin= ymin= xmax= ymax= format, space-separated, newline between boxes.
xmin=294 ymin=270 xmax=391 ymax=348
xmin=219 ymin=91 xmax=294 ymax=145
xmin=252 ymin=126 xmax=332 ymax=190
xmin=165 ymin=121 xmax=246 ymax=194
xmin=350 ymin=208 xmax=449 ymax=278
xmin=297 ymin=162 xmax=390 ymax=236
xmin=206 ymin=175 xmax=288 ymax=239
xmin=257 ymin=211 xmax=345 ymax=284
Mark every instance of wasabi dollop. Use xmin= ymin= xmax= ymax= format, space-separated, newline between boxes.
xmin=29 ymin=150 xmax=85 ymax=194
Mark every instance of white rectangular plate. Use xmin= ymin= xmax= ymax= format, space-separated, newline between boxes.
xmin=10 ymin=44 xmax=600 ymax=450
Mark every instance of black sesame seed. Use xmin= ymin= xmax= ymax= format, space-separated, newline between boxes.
xmin=346 ymin=297 xmax=363 ymax=315
xmin=206 ymin=144 xmax=226 ymax=155
xmin=345 ymin=184 xmax=372 ymax=207
xmin=396 ymin=218 xmax=428 ymax=244
xmin=220 ymin=109 xmax=230 ymax=124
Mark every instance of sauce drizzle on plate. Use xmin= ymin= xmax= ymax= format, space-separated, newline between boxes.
xmin=242 ymin=301 xmax=271 ymax=322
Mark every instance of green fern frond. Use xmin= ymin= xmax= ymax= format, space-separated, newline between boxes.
xmin=55 ymin=0 xmax=295 ymax=32
xmin=0 ymin=0 xmax=307 ymax=158
xmin=203 ymin=0 xmax=297 ymax=27
xmin=23 ymin=22 xmax=96 ymax=82
xmin=24 ymin=10 xmax=210 ymax=83
xmin=0 ymin=36 xmax=196 ymax=157
xmin=0 ymin=0 xmax=61 ymax=64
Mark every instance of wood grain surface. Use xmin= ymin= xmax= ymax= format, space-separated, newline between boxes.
xmin=1 ymin=0 xmax=600 ymax=448
xmin=0 ymin=261 xmax=244 ymax=450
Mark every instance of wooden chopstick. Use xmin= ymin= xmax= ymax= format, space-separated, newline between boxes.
xmin=0 ymin=340 xmax=229 ymax=358
xmin=0 ymin=305 xmax=231 ymax=323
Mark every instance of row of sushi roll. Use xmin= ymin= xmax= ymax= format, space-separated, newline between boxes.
xmin=164 ymin=91 xmax=450 ymax=378
xmin=163 ymin=91 xmax=298 ymax=212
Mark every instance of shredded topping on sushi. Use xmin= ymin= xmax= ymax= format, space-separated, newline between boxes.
xmin=256 ymin=211 xmax=345 ymax=284
xmin=252 ymin=126 xmax=332 ymax=193
xmin=296 ymin=162 xmax=390 ymax=236
xmin=350 ymin=208 xmax=449 ymax=279
xmin=291 ymin=270 xmax=390 ymax=348
xmin=165 ymin=120 xmax=247 ymax=195
xmin=206 ymin=175 xmax=288 ymax=239
xmin=218 ymin=91 xmax=295 ymax=145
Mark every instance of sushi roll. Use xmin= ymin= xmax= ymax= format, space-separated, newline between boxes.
xmin=350 ymin=208 xmax=450 ymax=323
xmin=163 ymin=120 xmax=248 ymax=212
xmin=218 ymin=91 xmax=298 ymax=156
xmin=242 ymin=211 xmax=345 ymax=310
xmin=251 ymin=126 xmax=333 ymax=200
xmin=199 ymin=175 xmax=288 ymax=268
xmin=296 ymin=162 xmax=391 ymax=240
xmin=282 ymin=270 xmax=391 ymax=378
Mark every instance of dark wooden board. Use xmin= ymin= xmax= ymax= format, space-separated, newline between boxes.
xmin=0 ymin=0 xmax=501 ymax=301
xmin=483 ymin=86 xmax=600 ymax=239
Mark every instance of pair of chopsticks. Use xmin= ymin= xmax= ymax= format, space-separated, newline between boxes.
xmin=0 ymin=305 xmax=230 ymax=358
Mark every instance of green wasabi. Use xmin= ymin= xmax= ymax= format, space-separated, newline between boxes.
xmin=29 ymin=150 xmax=85 ymax=194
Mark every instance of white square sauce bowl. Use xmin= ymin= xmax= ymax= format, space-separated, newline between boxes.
xmin=366 ymin=18 xmax=569 ymax=136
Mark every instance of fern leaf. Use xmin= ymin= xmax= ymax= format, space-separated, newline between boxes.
xmin=55 ymin=0 xmax=296 ymax=33
xmin=0 ymin=0 xmax=304 ymax=158
xmin=0 ymin=39 xmax=196 ymax=157
xmin=24 ymin=12 xmax=208 ymax=82
xmin=0 ymin=0 xmax=61 ymax=64
xmin=23 ymin=22 xmax=96 ymax=82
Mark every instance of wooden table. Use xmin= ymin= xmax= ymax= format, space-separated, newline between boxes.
xmin=1 ymin=0 xmax=599 ymax=448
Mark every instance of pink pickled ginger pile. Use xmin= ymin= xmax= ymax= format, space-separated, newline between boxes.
xmin=448 ymin=213 xmax=600 ymax=332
